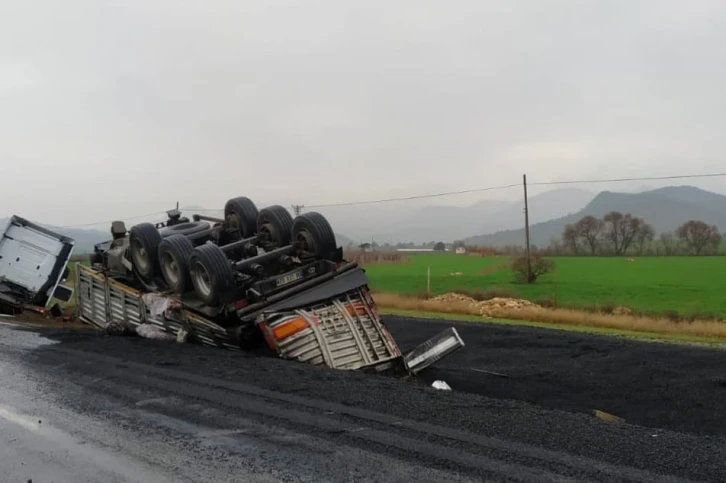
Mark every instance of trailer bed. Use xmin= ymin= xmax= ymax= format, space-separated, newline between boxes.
xmin=76 ymin=263 xmax=404 ymax=371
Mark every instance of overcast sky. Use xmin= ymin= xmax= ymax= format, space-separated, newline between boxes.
xmin=2 ymin=0 xmax=726 ymax=227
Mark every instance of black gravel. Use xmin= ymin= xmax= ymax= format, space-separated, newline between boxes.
xmin=387 ymin=315 xmax=726 ymax=437
xmin=17 ymin=317 xmax=726 ymax=482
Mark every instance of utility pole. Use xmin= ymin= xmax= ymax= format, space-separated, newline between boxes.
xmin=292 ymin=204 xmax=304 ymax=216
xmin=523 ymin=174 xmax=532 ymax=283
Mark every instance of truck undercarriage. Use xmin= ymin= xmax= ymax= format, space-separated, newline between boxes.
xmin=77 ymin=198 xmax=464 ymax=374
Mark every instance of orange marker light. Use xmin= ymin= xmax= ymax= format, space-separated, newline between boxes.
xmin=271 ymin=318 xmax=309 ymax=341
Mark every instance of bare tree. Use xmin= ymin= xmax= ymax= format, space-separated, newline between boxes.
xmin=575 ymin=215 xmax=604 ymax=255
xmin=675 ymin=220 xmax=722 ymax=255
xmin=602 ymin=211 xmax=647 ymax=255
xmin=659 ymin=232 xmax=676 ymax=255
xmin=602 ymin=211 xmax=624 ymax=254
xmin=635 ymin=222 xmax=655 ymax=255
xmin=511 ymin=254 xmax=555 ymax=283
xmin=562 ymin=224 xmax=579 ymax=254
xmin=619 ymin=214 xmax=646 ymax=254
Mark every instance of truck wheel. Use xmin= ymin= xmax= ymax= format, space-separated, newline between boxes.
xmin=224 ymin=197 xmax=258 ymax=240
xmin=158 ymin=234 xmax=195 ymax=294
xmin=189 ymin=244 xmax=234 ymax=305
xmin=129 ymin=223 xmax=163 ymax=280
xmin=292 ymin=212 xmax=337 ymax=259
xmin=161 ymin=221 xmax=210 ymax=237
xmin=257 ymin=205 xmax=293 ymax=247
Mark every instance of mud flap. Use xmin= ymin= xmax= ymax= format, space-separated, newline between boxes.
xmin=403 ymin=327 xmax=464 ymax=375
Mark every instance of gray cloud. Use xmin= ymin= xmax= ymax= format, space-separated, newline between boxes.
xmin=1 ymin=0 xmax=725 ymax=227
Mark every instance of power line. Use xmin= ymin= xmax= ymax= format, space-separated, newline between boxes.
xmin=307 ymin=171 xmax=726 ymax=209
xmin=305 ymin=183 xmax=521 ymax=208
xmin=52 ymin=211 xmax=169 ymax=229
xmin=529 ymin=172 xmax=726 ymax=186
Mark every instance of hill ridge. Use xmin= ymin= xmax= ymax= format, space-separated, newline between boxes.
xmin=464 ymin=185 xmax=726 ymax=247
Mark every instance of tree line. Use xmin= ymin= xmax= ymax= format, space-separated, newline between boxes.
xmin=559 ymin=212 xmax=722 ymax=256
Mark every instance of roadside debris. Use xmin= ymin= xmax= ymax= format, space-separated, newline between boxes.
xmin=432 ymin=380 xmax=452 ymax=391
xmin=106 ymin=320 xmax=136 ymax=336
xmin=136 ymin=324 xmax=176 ymax=341
xmin=592 ymin=409 xmax=624 ymax=424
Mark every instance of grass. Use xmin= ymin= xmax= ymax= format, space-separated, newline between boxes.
xmin=374 ymin=293 xmax=726 ymax=345
xmin=363 ymin=253 xmax=726 ymax=318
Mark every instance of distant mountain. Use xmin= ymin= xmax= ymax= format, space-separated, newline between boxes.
xmin=317 ymin=188 xmax=595 ymax=243
xmin=335 ymin=233 xmax=356 ymax=247
xmin=464 ymin=185 xmax=726 ymax=247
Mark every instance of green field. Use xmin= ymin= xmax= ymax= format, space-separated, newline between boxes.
xmin=363 ymin=254 xmax=726 ymax=318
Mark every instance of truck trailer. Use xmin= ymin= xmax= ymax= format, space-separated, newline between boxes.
xmin=77 ymin=200 xmax=464 ymax=374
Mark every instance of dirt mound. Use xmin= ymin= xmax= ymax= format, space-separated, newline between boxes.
xmin=429 ymin=293 xmax=539 ymax=316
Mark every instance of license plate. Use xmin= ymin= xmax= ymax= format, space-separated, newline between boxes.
xmin=276 ymin=270 xmax=303 ymax=287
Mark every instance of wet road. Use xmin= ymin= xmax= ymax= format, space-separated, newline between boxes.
xmin=0 ymin=322 xmax=473 ymax=483
xmin=1 ymin=319 xmax=722 ymax=482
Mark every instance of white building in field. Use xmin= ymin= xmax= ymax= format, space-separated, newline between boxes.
xmin=455 ymin=246 xmax=467 ymax=254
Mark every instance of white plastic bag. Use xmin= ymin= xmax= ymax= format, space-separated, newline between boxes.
xmin=431 ymin=380 xmax=452 ymax=391
xmin=136 ymin=323 xmax=176 ymax=341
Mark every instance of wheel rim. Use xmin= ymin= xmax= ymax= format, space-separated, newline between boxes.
xmin=227 ymin=213 xmax=239 ymax=230
xmin=161 ymin=252 xmax=180 ymax=286
xmin=259 ymin=222 xmax=275 ymax=244
xmin=191 ymin=261 xmax=213 ymax=298
xmin=295 ymin=230 xmax=315 ymax=253
xmin=131 ymin=239 xmax=150 ymax=273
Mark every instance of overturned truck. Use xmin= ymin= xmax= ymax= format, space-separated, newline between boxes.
xmin=0 ymin=215 xmax=75 ymax=315
xmin=78 ymin=198 xmax=463 ymax=374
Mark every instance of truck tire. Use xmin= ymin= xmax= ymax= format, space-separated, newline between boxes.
xmin=292 ymin=212 xmax=337 ymax=259
xmin=158 ymin=234 xmax=195 ymax=294
xmin=189 ymin=244 xmax=235 ymax=305
xmin=224 ymin=197 xmax=258 ymax=240
xmin=129 ymin=223 xmax=163 ymax=280
xmin=257 ymin=205 xmax=293 ymax=247
xmin=161 ymin=221 xmax=210 ymax=237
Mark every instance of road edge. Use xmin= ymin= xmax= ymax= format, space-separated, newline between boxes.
xmin=379 ymin=307 xmax=726 ymax=348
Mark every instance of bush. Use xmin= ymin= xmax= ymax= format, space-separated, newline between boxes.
xmin=536 ymin=297 xmax=555 ymax=308
xmin=663 ymin=310 xmax=680 ymax=322
xmin=511 ymin=254 xmax=555 ymax=283
xmin=599 ymin=301 xmax=616 ymax=315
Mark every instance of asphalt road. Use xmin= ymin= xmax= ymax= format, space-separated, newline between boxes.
xmin=2 ymin=316 xmax=725 ymax=482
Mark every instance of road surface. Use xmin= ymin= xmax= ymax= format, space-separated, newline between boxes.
xmin=1 ymin=317 xmax=724 ymax=482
